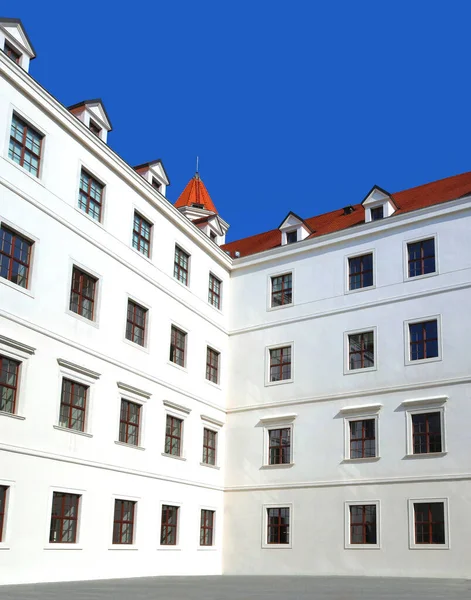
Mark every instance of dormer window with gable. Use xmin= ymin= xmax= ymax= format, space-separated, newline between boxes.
xmin=68 ymin=99 xmax=112 ymax=143
xmin=278 ymin=212 xmax=312 ymax=246
xmin=133 ymin=160 xmax=170 ymax=197
xmin=362 ymin=186 xmax=397 ymax=223
xmin=0 ymin=18 xmax=36 ymax=72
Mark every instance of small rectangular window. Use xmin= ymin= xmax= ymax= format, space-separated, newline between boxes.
xmin=349 ymin=504 xmax=377 ymax=544
xmin=119 ymin=400 xmax=141 ymax=446
xmin=370 ymin=206 xmax=384 ymax=221
xmin=348 ymin=331 xmax=374 ymax=370
xmin=0 ymin=225 xmax=33 ymax=289
xmin=9 ymin=114 xmax=43 ymax=178
xmin=112 ymin=499 xmax=136 ymax=544
xmin=152 ymin=178 xmax=161 ymax=191
xmin=174 ymin=246 xmax=189 ymax=286
xmin=200 ymin=509 xmax=215 ymax=546
xmin=69 ymin=267 xmax=97 ymax=321
xmin=170 ymin=326 xmax=186 ymax=367
xmin=271 ymin=273 xmax=292 ymax=307
xmin=208 ymin=274 xmax=222 ymax=309
xmin=413 ymin=502 xmax=445 ymax=545
xmin=409 ymin=320 xmax=438 ymax=361
xmin=78 ymin=170 xmax=104 ymax=222
xmin=126 ymin=300 xmax=147 ymax=347
xmin=165 ymin=415 xmax=183 ymax=456
xmin=89 ymin=120 xmax=101 ymax=137
xmin=4 ymin=42 xmax=21 ymax=64
xmin=348 ymin=253 xmax=373 ymax=290
xmin=206 ymin=347 xmax=220 ymax=384
xmin=132 ymin=212 xmax=152 ymax=258
xmin=0 ymin=355 xmax=20 ymax=414
xmin=59 ymin=379 xmax=88 ymax=432
xmin=267 ymin=507 xmax=290 ymax=544
xmin=408 ymin=238 xmax=436 ymax=278
xmin=412 ymin=412 xmax=442 ymax=454
xmin=349 ymin=419 xmax=376 ymax=458
xmin=0 ymin=486 xmax=7 ymax=542
xmin=286 ymin=231 xmax=297 ymax=244
xmin=269 ymin=346 xmax=291 ymax=382
xmin=49 ymin=492 xmax=80 ymax=543
xmin=268 ymin=428 xmax=291 ymax=465
xmin=160 ymin=505 xmax=179 ymax=545
xmin=202 ymin=428 xmax=217 ymax=465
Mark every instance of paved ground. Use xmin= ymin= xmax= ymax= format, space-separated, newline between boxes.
xmin=1 ymin=576 xmax=470 ymax=600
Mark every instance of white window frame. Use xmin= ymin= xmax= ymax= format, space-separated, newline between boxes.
xmin=44 ymin=485 xmax=85 ymax=550
xmin=340 ymin=404 xmax=382 ymax=461
xmin=0 ymin=217 xmax=39 ymax=298
xmin=267 ymin=269 xmax=295 ymax=311
xmin=265 ymin=342 xmax=294 ymax=387
xmin=402 ymin=396 xmax=447 ymax=457
xmin=200 ymin=414 xmax=224 ymax=469
xmin=344 ymin=327 xmax=377 ymax=375
xmin=403 ymin=233 xmax=439 ymax=282
xmin=130 ymin=207 xmax=154 ymax=262
xmin=404 ymin=315 xmax=442 ymax=366
xmin=162 ymin=399 xmax=191 ymax=461
xmin=75 ymin=163 xmax=107 ymax=227
xmin=198 ymin=505 xmax=218 ymax=550
xmin=260 ymin=414 xmax=297 ymax=468
xmin=66 ymin=259 xmax=102 ymax=328
xmin=261 ymin=503 xmax=293 ymax=549
xmin=0 ymin=479 xmax=15 ymax=550
xmin=123 ymin=294 xmax=151 ymax=352
xmin=408 ymin=497 xmax=450 ymax=550
xmin=344 ymin=500 xmax=381 ymax=549
xmin=114 ymin=382 xmax=150 ymax=451
xmin=158 ymin=500 xmax=182 ymax=550
xmin=0 ymin=334 xmax=35 ymax=419
xmin=344 ymin=249 xmax=375 ymax=294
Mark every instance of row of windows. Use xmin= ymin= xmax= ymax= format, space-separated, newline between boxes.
xmin=264 ymin=500 xmax=448 ymax=548
xmin=268 ymin=317 xmax=440 ymax=385
xmin=0 ymin=487 xmax=215 ymax=547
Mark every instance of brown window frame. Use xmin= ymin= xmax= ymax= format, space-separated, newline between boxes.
xmin=271 ymin=273 xmax=292 ymax=307
xmin=413 ymin=502 xmax=445 ymax=545
xmin=409 ymin=320 xmax=438 ymax=361
xmin=208 ymin=273 xmax=222 ymax=309
xmin=348 ymin=331 xmax=374 ymax=370
xmin=9 ymin=113 xmax=43 ymax=177
xmin=78 ymin=169 xmax=104 ymax=222
xmin=286 ymin=230 xmax=297 ymax=244
xmin=206 ymin=347 xmax=220 ymax=384
xmin=126 ymin=300 xmax=147 ymax=347
xmin=59 ymin=379 xmax=88 ymax=432
xmin=349 ymin=418 xmax=376 ymax=459
xmin=152 ymin=178 xmax=162 ymax=191
xmin=200 ymin=509 xmax=215 ymax=546
xmin=132 ymin=212 xmax=152 ymax=258
xmin=348 ymin=253 xmax=373 ymax=290
xmin=170 ymin=325 xmax=186 ymax=367
xmin=49 ymin=492 xmax=80 ymax=544
xmin=89 ymin=120 xmax=102 ymax=137
xmin=160 ymin=504 xmax=179 ymax=546
xmin=370 ymin=206 xmax=384 ymax=221
xmin=69 ymin=266 xmax=97 ymax=321
xmin=407 ymin=238 xmax=436 ymax=278
xmin=119 ymin=399 xmax=141 ymax=446
xmin=202 ymin=428 xmax=217 ymax=465
xmin=165 ymin=414 xmax=183 ymax=456
xmin=268 ymin=427 xmax=291 ymax=465
xmin=0 ymin=355 xmax=20 ymax=415
xmin=412 ymin=412 xmax=442 ymax=454
xmin=269 ymin=346 xmax=292 ymax=382
xmin=0 ymin=224 xmax=33 ymax=289
xmin=174 ymin=246 xmax=189 ymax=286
xmin=349 ymin=504 xmax=377 ymax=544
xmin=112 ymin=499 xmax=136 ymax=545
xmin=4 ymin=42 xmax=21 ymax=64
xmin=266 ymin=507 xmax=290 ymax=544
xmin=0 ymin=486 xmax=7 ymax=542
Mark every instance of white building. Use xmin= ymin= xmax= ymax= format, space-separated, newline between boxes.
xmin=0 ymin=18 xmax=470 ymax=586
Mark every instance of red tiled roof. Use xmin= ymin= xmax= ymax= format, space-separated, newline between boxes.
xmin=222 ymin=170 xmax=471 ymax=258
xmin=175 ymin=174 xmax=217 ymax=214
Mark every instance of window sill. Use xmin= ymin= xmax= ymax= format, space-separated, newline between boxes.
xmin=130 ymin=245 xmax=154 ymax=265
xmin=342 ymin=457 xmax=380 ymax=463
xmin=409 ymin=544 xmax=449 ymax=551
xmin=261 ymin=463 xmax=295 ymax=470
xmin=108 ymin=545 xmax=139 ymax=551
xmin=404 ymin=452 xmax=447 ymax=459
xmin=344 ymin=366 xmax=377 ymax=376
xmin=262 ymin=544 xmax=292 ymax=550
xmin=123 ymin=337 xmax=149 ymax=354
xmin=44 ymin=545 xmax=83 ymax=551
xmin=405 ymin=271 xmax=438 ymax=283
xmin=0 ymin=544 xmax=10 ymax=550
xmin=74 ymin=205 xmax=105 ymax=229
xmin=345 ymin=544 xmax=380 ymax=550
xmin=0 ymin=277 xmax=34 ymax=298
xmin=0 ymin=411 xmax=25 ymax=421
xmin=53 ymin=425 xmax=92 ymax=438
xmin=267 ymin=302 xmax=294 ymax=312
xmin=205 ymin=378 xmax=222 ymax=391
xmin=173 ymin=276 xmax=190 ymax=291
xmin=167 ymin=360 xmax=188 ymax=374
xmin=265 ymin=378 xmax=293 ymax=388
xmin=197 ymin=546 xmax=217 ymax=551
xmin=115 ymin=441 xmax=145 ymax=451
xmin=405 ymin=356 xmax=442 ymax=367
xmin=3 ymin=155 xmax=45 ymax=187
xmin=344 ymin=285 xmax=375 ymax=296
xmin=162 ymin=452 xmax=186 ymax=462
xmin=157 ymin=546 xmax=182 ymax=551
xmin=66 ymin=309 xmax=99 ymax=329
xmin=200 ymin=462 xmax=220 ymax=470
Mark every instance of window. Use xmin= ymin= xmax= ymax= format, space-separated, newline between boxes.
xmin=348 ymin=331 xmax=374 ymax=370
xmin=174 ymin=246 xmax=189 ymax=286
xmin=119 ymin=400 xmax=140 ymax=446
xmin=269 ymin=346 xmax=292 ymax=382
xmin=409 ymin=320 xmax=438 ymax=361
xmin=208 ymin=274 xmax=222 ymax=309
xmin=206 ymin=347 xmax=220 ymax=384
xmin=4 ymin=42 xmax=21 ymax=64
xmin=9 ymin=114 xmax=43 ymax=177
xmin=132 ymin=213 xmax=152 ymax=258
xmin=413 ymin=502 xmax=445 ymax=545
xmin=412 ymin=412 xmax=442 ymax=454
xmin=286 ymin=231 xmax=297 ymax=244
xmin=268 ymin=428 xmax=291 ymax=465
xmin=126 ymin=300 xmax=147 ymax=347
xmin=271 ymin=273 xmax=292 ymax=307
xmin=165 ymin=415 xmax=183 ymax=456
xmin=267 ymin=507 xmax=290 ymax=545
xmin=89 ymin=120 xmax=101 ymax=137
xmin=169 ymin=326 xmax=186 ymax=367
xmin=350 ymin=419 xmax=376 ymax=458
xmin=370 ymin=206 xmax=384 ymax=221
xmin=348 ymin=253 xmax=373 ymax=290
xmin=152 ymin=178 xmax=161 ymax=191
xmin=200 ymin=509 xmax=215 ymax=546
xmin=0 ymin=355 xmax=20 ymax=414
xmin=160 ymin=505 xmax=179 ymax=545
xmin=408 ymin=238 xmax=436 ymax=278
xmin=69 ymin=267 xmax=97 ymax=321
xmin=210 ymin=231 xmax=217 ymax=242
xmin=202 ymin=428 xmax=217 ymax=466
xmin=0 ymin=225 xmax=33 ymax=289
xmin=78 ymin=170 xmax=103 ymax=222
xmin=59 ymin=379 xmax=87 ymax=432
xmin=112 ymin=499 xmax=136 ymax=544
xmin=0 ymin=486 xmax=7 ymax=542
xmin=349 ymin=504 xmax=377 ymax=545
xmin=49 ymin=492 xmax=80 ymax=543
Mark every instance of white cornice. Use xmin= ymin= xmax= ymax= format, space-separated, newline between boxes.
xmin=163 ymin=399 xmax=192 ymax=415
xmin=117 ymin=381 xmax=152 ymax=400
xmin=57 ymin=358 xmax=101 ymax=380
xmin=0 ymin=335 xmax=35 ymax=355
xmin=339 ymin=404 xmax=382 ymax=414
xmin=401 ymin=396 xmax=448 ymax=407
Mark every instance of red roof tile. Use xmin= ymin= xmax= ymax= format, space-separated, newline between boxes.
xmin=222 ymin=170 xmax=471 ymax=258
xmin=175 ymin=174 xmax=218 ymax=214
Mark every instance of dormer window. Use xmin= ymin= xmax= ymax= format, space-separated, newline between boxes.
xmin=152 ymin=178 xmax=161 ymax=192
xmin=89 ymin=120 xmax=102 ymax=137
xmin=361 ymin=186 xmax=397 ymax=224
xmin=278 ymin=212 xmax=312 ymax=246
xmin=4 ymin=42 xmax=21 ymax=64
xmin=371 ymin=206 xmax=384 ymax=221
xmin=286 ymin=231 xmax=298 ymax=244
xmin=68 ymin=99 xmax=112 ymax=143
xmin=0 ymin=19 xmax=36 ymax=72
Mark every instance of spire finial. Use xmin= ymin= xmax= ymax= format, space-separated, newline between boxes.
xmin=195 ymin=156 xmax=199 ymax=179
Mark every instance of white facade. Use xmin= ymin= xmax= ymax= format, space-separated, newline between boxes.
xmin=1 ymin=22 xmax=471 ymax=585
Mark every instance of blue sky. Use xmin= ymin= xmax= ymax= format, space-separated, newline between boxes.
xmin=14 ymin=1 xmax=471 ymax=242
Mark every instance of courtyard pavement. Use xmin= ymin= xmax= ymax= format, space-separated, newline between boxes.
xmin=1 ymin=575 xmax=470 ymax=600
